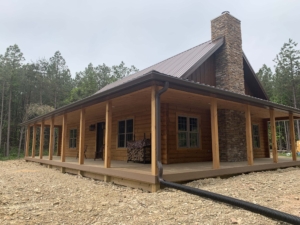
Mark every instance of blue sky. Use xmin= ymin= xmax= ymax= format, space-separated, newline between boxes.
xmin=1 ymin=0 xmax=299 ymax=76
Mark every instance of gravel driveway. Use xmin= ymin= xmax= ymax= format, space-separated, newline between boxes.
xmin=0 ymin=160 xmax=299 ymax=224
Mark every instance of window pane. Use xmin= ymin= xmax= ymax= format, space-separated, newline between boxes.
xmin=119 ymin=121 xmax=125 ymax=133
xmin=126 ymin=119 xmax=133 ymax=133
xmin=253 ymin=137 xmax=260 ymax=148
xmin=252 ymin=125 xmax=259 ymax=136
xmin=190 ymin=133 xmax=198 ymax=148
xmin=73 ymin=139 xmax=76 ymax=148
xmin=190 ymin=118 xmax=198 ymax=132
xmin=118 ymin=134 xmax=125 ymax=148
xmin=69 ymin=139 xmax=72 ymax=148
xmin=126 ymin=133 xmax=133 ymax=143
xmin=178 ymin=132 xmax=187 ymax=147
xmin=70 ymin=130 xmax=73 ymax=138
xmin=74 ymin=129 xmax=77 ymax=138
xmin=178 ymin=116 xmax=187 ymax=131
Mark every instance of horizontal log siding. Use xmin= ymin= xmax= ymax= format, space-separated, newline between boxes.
xmin=252 ymin=118 xmax=270 ymax=158
xmin=111 ymin=106 xmax=152 ymax=161
xmin=64 ymin=108 xmax=105 ymax=159
xmin=167 ymin=104 xmax=212 ymax=164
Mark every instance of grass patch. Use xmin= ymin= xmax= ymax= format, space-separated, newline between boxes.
xmin=0 ymin=147 xmax=24 ymax=161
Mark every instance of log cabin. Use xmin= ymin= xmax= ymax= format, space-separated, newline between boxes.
xmin=22 ymin=12 xmax=300 ymax=192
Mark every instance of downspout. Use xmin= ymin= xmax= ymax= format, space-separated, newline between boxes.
xmin=155 ymin=82 xmax=300 ymax=224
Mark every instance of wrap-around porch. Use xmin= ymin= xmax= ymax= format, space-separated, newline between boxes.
xmin=23 ymin=84 xmax=300 ymax=192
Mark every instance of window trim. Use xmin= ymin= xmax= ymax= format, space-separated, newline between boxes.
xmin=117 ymin=117 xmax=134 ymax=149
xmin=252 ymin=123 xmax=260 ymax=149
xmin=69 ymin=128 xmax=77 ymax=149
xmin=176 ymin=113 xmax=201 ymax=150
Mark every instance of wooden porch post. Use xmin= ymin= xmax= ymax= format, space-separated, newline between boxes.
xmin=61 ymin=114 xmax=67 ymax=162
xmin=210 ymin=98 xmax=220 ymax=169
xmin=289 ymin=112 xmax=297 ymax=161
xmin=79 ymin=108 xmax=86 ymax=165
xmin=25 ymin=125 xmax=30 ymax=157
xmin=151 ymin=86 xmax=158 ymax=175
xmin=104 ymin=101 xmax=112 ymax=168
xmin=270 ymin=109 xmax=278 ymax=163
xmin=32 ymin=124 xmax=36 ymax=158
xmin=39 ymin=120 xmax=44 ymax=159
xmin=49 ymin=117 xmax=54 ymax=160
xmin=245 ymin=105 xmax=253 ymax=165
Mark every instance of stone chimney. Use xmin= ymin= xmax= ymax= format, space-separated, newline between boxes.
xmin=211 ymin=11 xmax=245 ymax=95
xmin=212 ymin=12 xmax=247 ymax=162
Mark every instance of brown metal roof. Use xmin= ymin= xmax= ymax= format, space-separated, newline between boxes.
xmin=95 ymin=38 xmax=224 ymax=94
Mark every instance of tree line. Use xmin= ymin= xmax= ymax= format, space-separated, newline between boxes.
xmin=257 ymin=39 xmax=300 ymax=151
xmin=0 ymin=44 xmax=138 ymax=158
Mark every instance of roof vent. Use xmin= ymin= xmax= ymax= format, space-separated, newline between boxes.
xmin=222 ymin=11 xmax=230 ymax=15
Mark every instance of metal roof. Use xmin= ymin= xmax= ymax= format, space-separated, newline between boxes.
xmin=95 ymin=38 xmax=224 ymax=94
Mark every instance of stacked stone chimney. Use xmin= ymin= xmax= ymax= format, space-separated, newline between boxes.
xmin=211 ymin=12 xmax=247 ymax=162
xmin=211 ymin=11 xmax=245 ymax=94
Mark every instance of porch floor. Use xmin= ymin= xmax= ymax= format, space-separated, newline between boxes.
xmin=26 ymin=155 xmax=300 ymax=183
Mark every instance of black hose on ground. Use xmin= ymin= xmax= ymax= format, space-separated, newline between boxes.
xmin=160 ymin=179 xmax=300 ymax=225
xmin=155 ymin=81 xmax=300 ymax=224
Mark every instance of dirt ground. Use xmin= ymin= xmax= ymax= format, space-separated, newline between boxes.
xmin=0 ymin=160 xmax=300 ymax=225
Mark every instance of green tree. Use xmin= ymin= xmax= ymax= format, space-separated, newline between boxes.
xmin=68 ymin=62 xmax=138 ymax=103
xmin=256 ymin=64 xmax=273 ymax=99
xmin=111 ymin=61 xmax=138 ymax=81
xmin=273 ymin=39 xmax=300 ymax=140
xmin=3 ymin=45 xmax=24 ymax=156
xmin=47 ymin=51 xmax=73 ymax=108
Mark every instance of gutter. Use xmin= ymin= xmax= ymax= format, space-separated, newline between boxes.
xmin=155 ymin=82 xmax=300 ymax=224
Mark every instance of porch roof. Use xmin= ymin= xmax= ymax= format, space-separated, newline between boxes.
xmin=21 ymin=71 xmax=300 ymax=126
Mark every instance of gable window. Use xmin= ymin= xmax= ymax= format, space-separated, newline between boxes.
xmin=252 ymin=124 xmax=260 ymax=148
xmin=118 ymin=119 xmax=134 ymax=148
xmin=178 ymin=116 xmax=199 ymax=148
xmin=69 ymin=129 xmax=77 ymax=148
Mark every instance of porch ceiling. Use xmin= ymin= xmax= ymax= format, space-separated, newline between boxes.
xmin=161 ymin=88 xmax=290 ymax=119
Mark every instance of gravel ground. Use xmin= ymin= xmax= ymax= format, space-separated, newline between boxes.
xmin=0 ymin=160 xmax=300 ymax=225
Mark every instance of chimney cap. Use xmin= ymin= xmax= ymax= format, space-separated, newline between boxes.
xmin=222 ymin=11 xmax=230 ymax=15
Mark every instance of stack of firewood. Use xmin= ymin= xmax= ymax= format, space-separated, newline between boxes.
xmin=127 ymin=139 xmax=151 ymax=163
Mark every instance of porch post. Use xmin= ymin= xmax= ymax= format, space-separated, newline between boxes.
xmin=151 ymin=85 xmax=158 ymax=175
xmin=61 ymin=114 xmax=67 ymax=162
xmin=245 ymin=105 xmax=253 ymax=165
xmin=210 ymin=98 xmax=220 ymax=169
xmin=32 ymin=124 xmax=36 ymax=158
xmin=270 ymin=109 xmax=278 ymax=163
xmin=39 ymin=120 xmax=45 ymax=159
xmin=104 ymin=101 xmax=112 ymax=168
xmin=289 ymin=112 xmax=297 ymax=161
xmin=79 ymin=108 xmax=86 ymax=165
xmin=49 ymin=117 xmax=54 ymax=160
xmin=25 ymin=125 xmax=30 ymax=157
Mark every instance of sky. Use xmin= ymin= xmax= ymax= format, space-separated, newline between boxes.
xmin=0 ymin=0 xmax=300 ymax=77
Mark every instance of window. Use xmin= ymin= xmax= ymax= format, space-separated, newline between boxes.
xmin=178 ymin=116 xmax=199 ymax=148
xmin=252 ymin=124 xmax=260 ymax=148
xmin=118 ymin=119 xmax=134 ymax=148
xmin=69 ymin=129 xmax=77 ymax=148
